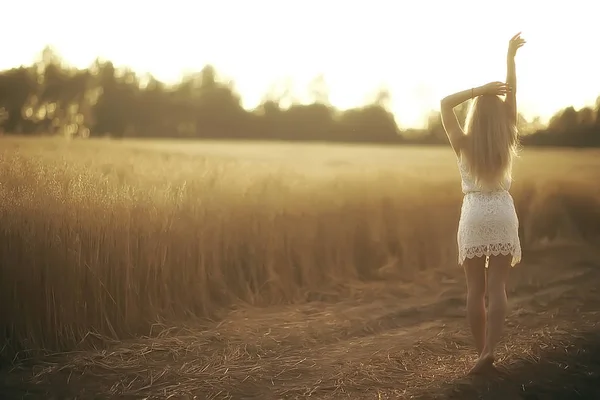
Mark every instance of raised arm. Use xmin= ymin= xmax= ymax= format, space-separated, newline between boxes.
xmin=505 ymin=32 xmax=526 ymax=125
xmin=441 ymin=82 xmax=508 ymax=156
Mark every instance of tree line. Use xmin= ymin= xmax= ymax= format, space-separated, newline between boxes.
xmin=1 ymin=47 xmax=599 ymax=147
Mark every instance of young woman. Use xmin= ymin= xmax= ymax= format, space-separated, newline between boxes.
xmin=440 ymin=32 xmax=526 ymax=375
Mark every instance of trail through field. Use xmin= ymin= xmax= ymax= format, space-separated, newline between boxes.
xmin=3 ymin=244 xmax=600 ymax=400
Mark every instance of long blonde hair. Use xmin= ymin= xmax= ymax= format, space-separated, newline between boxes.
xmin=461 ymin=95 xmax=519 ymax=188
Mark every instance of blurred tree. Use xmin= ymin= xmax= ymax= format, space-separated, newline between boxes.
xmin=547 ymin=106 xmax=578 ymax=133
xmin=595 ymin=96 xmax=600 ymax=127
xmin=0 ymin=47 xmax=598 ymax=146
xmin=308 ymin=74 xmax=330 ymax=105
xmin=578 ymin=107 xmax=595 ymax=127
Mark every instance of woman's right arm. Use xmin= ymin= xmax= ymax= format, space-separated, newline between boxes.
xmin=441 ymin=82 xmax=509 ymax=156
xmin=505 ymin=33 xmax=526 ymax=125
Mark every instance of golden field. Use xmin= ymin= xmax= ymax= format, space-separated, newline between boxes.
xmin=1 ymin=136 xmax=600 ymax=364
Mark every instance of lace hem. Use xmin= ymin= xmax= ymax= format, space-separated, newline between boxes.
xmin=458 ymin=242 xmax=521 ymax=267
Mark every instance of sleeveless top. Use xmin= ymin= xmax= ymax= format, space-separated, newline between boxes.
xmin=457 ymin=155 xmax=511 ymax=194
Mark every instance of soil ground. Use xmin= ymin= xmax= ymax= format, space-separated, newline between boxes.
xmin=2 ymin=243 xmax=600 ymax=399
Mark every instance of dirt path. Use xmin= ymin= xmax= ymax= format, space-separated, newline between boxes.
xmin=3 ymin=244 xmax=600 ymax=399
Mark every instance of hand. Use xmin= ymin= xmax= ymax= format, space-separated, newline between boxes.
xmin=508 ymin=32 xmax=526 ymax=58
xmin=478 ymin=81 xmax=509 ymax=96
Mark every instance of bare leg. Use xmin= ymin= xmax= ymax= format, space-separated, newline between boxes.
xmin=463 ymin=256 xmax=487 ymax=356
xmin=470 ymin=254 xmax=512 ymax=374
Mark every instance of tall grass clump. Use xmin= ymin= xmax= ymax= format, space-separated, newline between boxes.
xmin=1 ymin=138 xmax=599 ymax=360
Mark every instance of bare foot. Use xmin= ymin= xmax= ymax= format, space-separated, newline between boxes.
xmin=468 ymin=353 xmax=495 ymax=376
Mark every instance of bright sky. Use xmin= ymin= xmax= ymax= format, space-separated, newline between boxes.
xmin=3 ymin=0 xmax=599 ymax=128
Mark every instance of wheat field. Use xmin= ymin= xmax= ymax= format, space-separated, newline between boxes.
xmin=1 ymin=136 xmax=599 ymax=362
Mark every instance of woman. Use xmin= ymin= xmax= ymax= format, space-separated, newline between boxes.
xmin=440 ymin=32 xmax=526 ymax=375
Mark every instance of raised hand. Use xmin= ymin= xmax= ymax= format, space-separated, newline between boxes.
xmin=479 ymin=81 xmax=509 ymax=96
xmin=508 ymin=32 xmax=526 ymax=58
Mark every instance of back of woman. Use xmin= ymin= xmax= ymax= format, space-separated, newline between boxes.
xmin=460 ymin=94 xmax=519 ymax=193
xmin=457 ymin=93 xmax=521 ymax=268
xmin=439 ymin=33 xmax=526 ymax=375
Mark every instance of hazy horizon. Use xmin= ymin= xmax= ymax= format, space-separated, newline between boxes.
xmin=5 ymin=0 xmax=599 ymax=128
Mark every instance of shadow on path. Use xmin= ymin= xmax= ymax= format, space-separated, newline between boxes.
xmin=427 ymin=329 xmax=600 ymax=400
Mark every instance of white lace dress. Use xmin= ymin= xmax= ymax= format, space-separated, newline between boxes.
xmin=457 ymin=156 xmax=522 ymax=267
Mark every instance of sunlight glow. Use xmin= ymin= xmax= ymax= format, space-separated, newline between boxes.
xmin=3 ymin=0 xmax=599 ymax=128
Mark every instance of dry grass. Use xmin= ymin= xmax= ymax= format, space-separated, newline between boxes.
xmin=1 ymin=136 xmax=600 ymax=365
xmin=2 ymin=246 xmax=600 ymax=399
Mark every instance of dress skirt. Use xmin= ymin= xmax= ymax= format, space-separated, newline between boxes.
xmin=457 ymin=190 xmax=522 ymax=267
